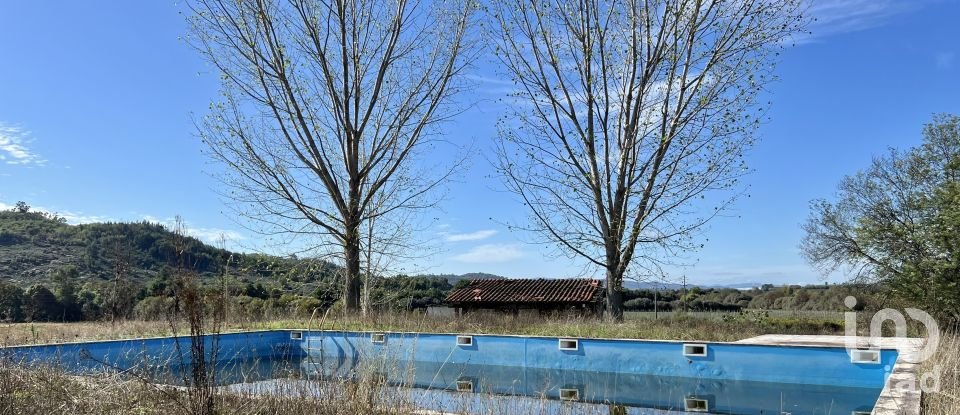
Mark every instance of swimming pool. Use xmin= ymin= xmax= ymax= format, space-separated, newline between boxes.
xmin=0 ymin=330 xmax=900 ymax=414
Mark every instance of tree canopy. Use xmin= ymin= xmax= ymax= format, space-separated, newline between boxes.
xmin=187 ymin=0 xmax=478 ymax=313
xmin=490 ymin=0 xmax=806 ymax=320
xmin=802 ymin=114 xmax=960 ymax=322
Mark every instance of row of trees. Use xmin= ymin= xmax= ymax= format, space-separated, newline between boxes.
xmin=621 ymin=283 xmax=876 ymax=312
xmin=0 ymin=266 xmax=455 ymax=323
xmin=0 ymin=270 xmax=131 ymax=323
xmin=2 ymin=263 xmax=880 ymax=322
xmin=188 ymin=0 xmax=808 ymax=320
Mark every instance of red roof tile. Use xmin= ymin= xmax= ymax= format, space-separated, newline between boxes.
xmin=445 ymin=278 xmax=604 ymax=305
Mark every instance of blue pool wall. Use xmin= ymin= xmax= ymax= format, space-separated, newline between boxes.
xmin=1 ymin=330 xmax=896 ymax=389
xmin=299 ymin=331 xmax=897 ymax=388
xmin=0 ymin=330 xmax=294 ymax=374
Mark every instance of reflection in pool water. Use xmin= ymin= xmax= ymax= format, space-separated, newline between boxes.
xmin=144 ymin=355 xmax=880 ymax=415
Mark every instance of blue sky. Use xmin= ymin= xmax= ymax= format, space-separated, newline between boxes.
xmin=1 ymin=0 xmax=958 ymax=285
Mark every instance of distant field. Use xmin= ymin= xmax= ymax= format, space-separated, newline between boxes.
xmin=624 ymin=309 xmax=845 ymax=321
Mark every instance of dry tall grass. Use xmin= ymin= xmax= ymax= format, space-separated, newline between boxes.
xmin=0 ymin=310 xmax=845 ymax=347
xmin=0 ymin=354 xmax=627 ymax=415
xmin=0 ymin=362 xmax=413 ymax=415
xmin=921 ymin=329 xmax=960 ymax=415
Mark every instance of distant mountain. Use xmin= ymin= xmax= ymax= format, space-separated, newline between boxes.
xmin=624 ymin=281 xmax=765 ymax=290
xmin=712 ymin=282 xmax=766 ymax=290
xmin=414 ymin=273 xmax=765 ymax=290
xmin=622 ymin=281 xmax=676 ymax=290
xmin=623 ymin=281 xmax=763 ymax=290
xmin=414 ymin=272 xmax=506 ymax=286
xmin=457 ymin=272 xmax=506 ymax=282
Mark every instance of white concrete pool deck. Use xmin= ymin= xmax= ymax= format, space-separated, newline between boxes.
xmin=736 ymin=335 xmax=925 ymax=415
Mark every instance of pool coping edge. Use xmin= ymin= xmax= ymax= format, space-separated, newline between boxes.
xmin=735 ymin=335 xmax=923 ymax=415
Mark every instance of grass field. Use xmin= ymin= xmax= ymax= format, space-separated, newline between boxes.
xmin=1 ymin=310 xmax=846 ymax=347
xmin=623 ymin=309 xmax=845 ymax=320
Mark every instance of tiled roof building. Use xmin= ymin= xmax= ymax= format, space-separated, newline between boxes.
xmin=444 ymin=278 xmax=605 ymax=315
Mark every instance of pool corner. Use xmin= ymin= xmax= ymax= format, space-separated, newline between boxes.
xmin=735 ymin=334 xmax=924 ymax=415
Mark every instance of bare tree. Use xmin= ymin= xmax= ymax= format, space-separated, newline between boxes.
xmin=187 ymin=0 xmax=478 ymax=312
xmin=360 ymin=188 xmax=414 ymax=315
xmin=107 ymin=238 xmax=134 ymax=325
xmin=491 ymin=0 xmax=805 ymax=320
xmin=167 ymin=217 xmax=222 ymax=415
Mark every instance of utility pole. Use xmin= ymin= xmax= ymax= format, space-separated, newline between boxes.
xmin=654 ymin=281 xmax=659 ymax=320
xmin=682 ymin=275 xmax=687 ymax=313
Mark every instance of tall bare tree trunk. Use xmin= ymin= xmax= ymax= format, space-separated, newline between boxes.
xmin=491 ymin=0 xmax=806 ymax=321
xmin=187 ymin=0 xmax=477 ymax=314
xmin=605 ymin=244 xmax=623 ymax=320
xmin=605 ymin=270 xmax=623 ymax=320
xmin=343 ymin=222 xmax=361 ymax=312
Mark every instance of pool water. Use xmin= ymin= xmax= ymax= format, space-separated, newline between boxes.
xmin=295 ymin=357 xmax=882 ymax=414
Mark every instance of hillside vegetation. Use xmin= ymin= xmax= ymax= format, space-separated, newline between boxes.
xmin=0 ymin=208 xmax=334 ymax=287
xmin=0 ymin=206 xmax=461 ymax=322
xmin=0 ymin=205 xmax=884 ymax=323
xmin=0 ymin=207 xmax=341 ymax=321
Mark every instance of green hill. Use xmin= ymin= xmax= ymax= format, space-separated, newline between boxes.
xmin=0 ymin=207 xmax=449 ymax=322
xmin=0 ymin=207 xmax=353 ymax=322
xmin=414 ymin=272 xmax=505 ymax=287
xmin=0 ymin=209 xmax=337 ymax=289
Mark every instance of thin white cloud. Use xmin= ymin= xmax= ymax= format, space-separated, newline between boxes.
xmin=445 ymin=229 xmax=497 ymax=242
xmin=936 ymin=51 xmax=956 ymax=70
xmin=188 ymin=227 xmax=247 ymax=245
xmin=0 ymin=201 xmax=106 ymax=223
xmin=58 ymin=210 xmax=115 ymax=224
xmin=451 ymin=243 xmax=524 ymax=263
xmin=797 ymin=0 xmax=922 ymax=43
xmin=0 ymin=123 xmax=45 ymax=166
xmin=464 ymin=73 xmax=513 ymax=86
xmin=140 ymin=215 xmax=247 ymax=245
xmin=0 ymin=201 xmax=246 ymax=246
